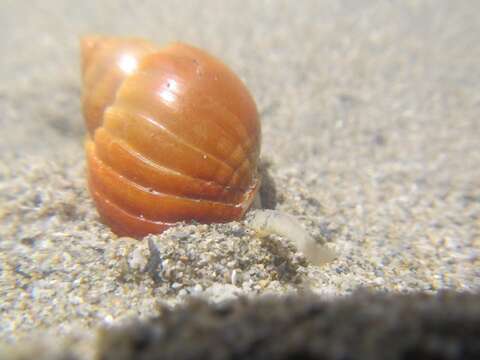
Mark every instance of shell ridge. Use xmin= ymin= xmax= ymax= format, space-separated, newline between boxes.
xmin=118 ymin=66 xmax=251 ymax=170
xmin=158 ymin=43 xmax=258 ymax=141
xmin=128 ymin=68 xmax=253 ymax=169
xmin=198 ymin=91 xmax=252 ymax=154
xmin=89 ymin=183 xmax=175 ymax=236
xmin=91 ymin=144 xmax=246 ymax=209
xmin=98 ymin=127 xmax=246 ymax=201
xmin=112 ymin=104 xmax=238 ymax=177
xmin=225 ymin=155 xmax=253 ymax=190
xmin=132 ymin=65 xmax=253 ymax=163
xmin=202 ymin=91 xmax=259 ymax=166
xmin=206 ymin=99 xmax=260 ymax=188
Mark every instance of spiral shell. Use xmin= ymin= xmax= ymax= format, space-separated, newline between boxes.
xmin=81 ymin=36 xmax=261 ymax=238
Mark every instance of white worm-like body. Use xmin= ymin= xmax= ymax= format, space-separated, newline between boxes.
xmin=247 ymin=210 xmax=336 ymax=266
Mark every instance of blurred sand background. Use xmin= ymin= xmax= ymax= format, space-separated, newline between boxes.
xmin=0 ymin=0 xmax=479 ymax=355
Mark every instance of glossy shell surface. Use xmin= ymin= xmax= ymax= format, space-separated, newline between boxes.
xmin=81 ymin=36 xmax=261 ymax=238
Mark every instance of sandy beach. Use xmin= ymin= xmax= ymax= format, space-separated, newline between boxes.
xmin=0 ymin=0 xmax=479 ymax=358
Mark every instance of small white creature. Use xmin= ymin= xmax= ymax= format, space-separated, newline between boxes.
xmin=247 ymin=210 xmax=336 ymax=266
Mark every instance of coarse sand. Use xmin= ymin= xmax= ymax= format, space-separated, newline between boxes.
xmin=0 ymin=0 xmax=479 ymax=358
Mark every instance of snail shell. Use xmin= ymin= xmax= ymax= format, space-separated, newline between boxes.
xmin=81 ymin=36 xmax=261 ymax=238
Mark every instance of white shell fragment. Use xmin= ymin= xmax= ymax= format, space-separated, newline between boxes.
xmin=247 ymin=210 xmax=336 ymax=266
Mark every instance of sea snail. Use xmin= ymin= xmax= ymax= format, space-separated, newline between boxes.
xmin=81 ymin=36 xmax=261 ymax=238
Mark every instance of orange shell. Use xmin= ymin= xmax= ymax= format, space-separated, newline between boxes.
xmin=81 ymin=36 xmax=261 ymax=238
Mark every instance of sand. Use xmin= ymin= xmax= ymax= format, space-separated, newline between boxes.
xmin=0 ymin=0 xmax=479 ymax=357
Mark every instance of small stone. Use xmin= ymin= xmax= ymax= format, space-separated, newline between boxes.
xmin=231 ymin=269 xmax=241 ymax=286
xmin=129 ymin=247 xmax=148 ymax=271
xmin=191 ymin=284 xmax=203 ymax=294
xmin=171 ymin=282 xmax=183 ymax=290
xmin=259 ymin=279 xmax=270 ymax=289
xmin=169 ymin=231 xmax=190 ymax=240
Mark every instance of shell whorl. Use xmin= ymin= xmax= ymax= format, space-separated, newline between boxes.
xmin=81 ymin=36 xmax=261 ymax=238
